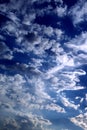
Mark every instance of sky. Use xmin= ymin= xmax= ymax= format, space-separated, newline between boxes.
xmin=0 ymin=0 xmax=87 ymax=130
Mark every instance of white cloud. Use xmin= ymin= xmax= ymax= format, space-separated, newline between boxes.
xmin=3 ymin=118 xmax=20 ymax=129
xmin=44 ymin=26 xmax=54 ymax=37
xmin=46 ymin=65 xmax=64 ymax=76
xmin=70 ymin=112 xmax=87 ymax=130
xmin=0 ymin=42 xmax=13 ymax=59
xmin=64 ymin=32 xmax=87 ymax=66
xmin=29 ymin=25 xmax=64 ymax=55
xmin=61 ymin=96 xmax=80 ymax=110
xmin=55 ymin=5 xmax=67 ymax=17
xmin=34 ymin=78 xmax=52 ymax=103
xmin=45 ymin=103 xmax=65 ymax=113
xmin=1 ymin=113 xmax=52 ymax=130
xmin=0 ymin=72 xmax=64 ymax=126
xmin=85 ymin=94 xmax=87 ymax=101
xmin=2 ymin=21 xmax=18 ymax=36
xmin=0 ymin=0 xmax=87 ymax=129
xmin=54 ymin=28 xmax=63 ymax=39
xmin=69 ymin=0 xmax=87 ymax=25
xmin=23 ymin=13 xmax=36 ymax=25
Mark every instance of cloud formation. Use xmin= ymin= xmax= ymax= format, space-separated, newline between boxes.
xmin=69 ymin=0 xmax=87 ymax=25
xmin=0 ymin=0 xmax=87 ymax=130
